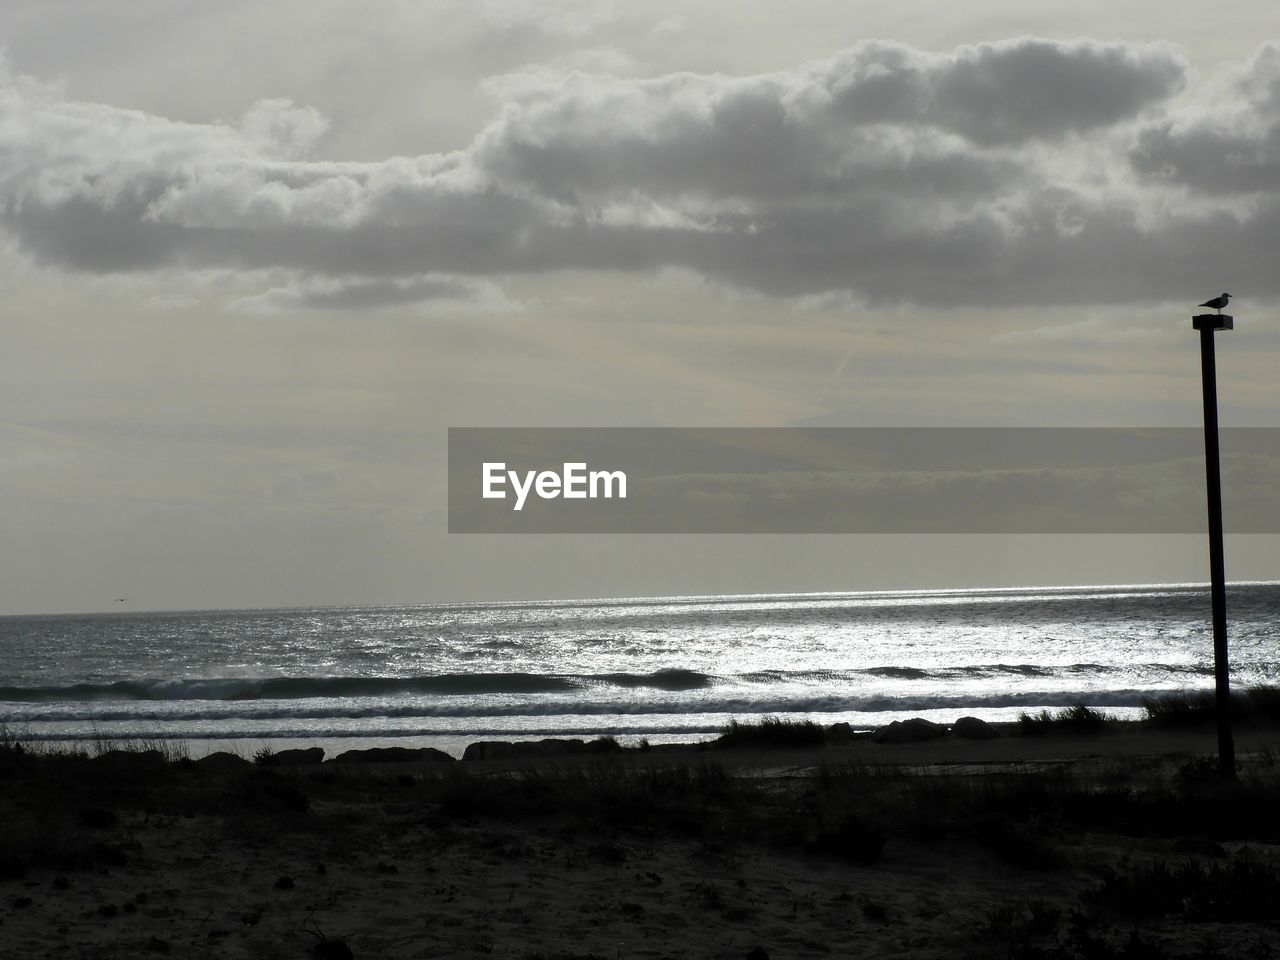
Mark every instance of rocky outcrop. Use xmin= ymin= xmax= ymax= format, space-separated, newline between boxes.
xmin=463 ymin=738 xmax=620 ymax=761
xmin=952 ymin=716 xmax=1001 ymax=739
xmin=825 ymin=722 xmax=856 ymax=742
xmin=463 ymin=741 xmax=518 ymax=762
xmin=92 ymin=749 xmax=169 ymax=774
xmin=196 ymin=751 xmax=252 ymax=772
xmin=261 ymin=747 xmax=325 ymax=766
xmin=872 ymin=718 xmax=948 ymax=744
xmin=330 ymin=746 xmax=455 ymax=764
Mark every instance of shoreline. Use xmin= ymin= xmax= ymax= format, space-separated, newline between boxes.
xmin=10 ymin=713 xmax=1275 ymax=763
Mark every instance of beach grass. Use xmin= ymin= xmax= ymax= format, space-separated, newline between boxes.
xmin=1142 ymin=684 xmax=1280 ymax=726
xmin=714 ymin=715 xmax=830 ymax=748
xmin=6 ymin=725 xmax=1280 ymax=957
xmin=1014 ymin=703 xmax=1117 ymax=735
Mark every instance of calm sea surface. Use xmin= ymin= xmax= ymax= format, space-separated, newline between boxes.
xmin=2 ymin=583 xmax=1278 ymax=756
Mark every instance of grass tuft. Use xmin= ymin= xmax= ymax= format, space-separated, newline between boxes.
xmin=1142 ymin=685 xmax=1280 ymax=726
xmin=1016 ymin=703 xmax=1114 ymax=736
xmin=714 ymin=716 xmax=828 ymax=749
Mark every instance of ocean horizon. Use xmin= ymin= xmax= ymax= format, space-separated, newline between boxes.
xmin=3 ymin=580 xmax=1278 ymax=758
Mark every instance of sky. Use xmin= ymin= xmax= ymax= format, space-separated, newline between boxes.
xmin=2 ymin=1 xmax=1278 ymax=614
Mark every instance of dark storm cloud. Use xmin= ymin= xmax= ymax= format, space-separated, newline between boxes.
xmin=1 ymin=39 xmax=1273 ymax=308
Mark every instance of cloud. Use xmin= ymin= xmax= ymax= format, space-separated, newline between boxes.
xmin=920 ymin=39 xmax=1185 ymax=145
xmin=992 ymin=315 xmax=1169 ymax=345
xmin=232 ymin=274 xmax=520 ymax=313
xmin=1131 ymin=42 xmax=1280 ymax=194
xmin=651 ymin=16 xmax=686 ymax=39
xmin=1 ymin=40 xmax=1276 ymax=309
xmin=478 ymin=0 xmax=616 ymax=38
xmin=238 ymin=99 xmax=330 ymax=160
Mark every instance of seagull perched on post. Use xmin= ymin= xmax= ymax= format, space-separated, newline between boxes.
xmin=1199 ymin=292 xmax=1231 ymax=314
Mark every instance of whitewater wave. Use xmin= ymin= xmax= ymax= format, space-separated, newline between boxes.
xmin=1 ymin=688 xmax=1179 ymax=724
xmin=0 ymin=662 xmax=1209 ymax=704
xmin=0 ymin=671 xmax=678 ymax=702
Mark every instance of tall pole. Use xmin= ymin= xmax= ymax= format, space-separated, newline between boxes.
xmin=1193 ymin=312 xmax=1234 ymax=778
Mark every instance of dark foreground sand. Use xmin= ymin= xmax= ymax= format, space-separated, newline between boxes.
xmin=4 ymin=725 xmax=1280 ymax=959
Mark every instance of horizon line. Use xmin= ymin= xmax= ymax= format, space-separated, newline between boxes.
xmin=5 ymin=578 xmax=1279 ymax=620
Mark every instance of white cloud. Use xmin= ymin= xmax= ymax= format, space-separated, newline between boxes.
xmin=1131 ymin=42 xmax=1280 ymax=194
xmin=0 ymin=39 xmax=1276 ymax=309
xmin=237 ymin=98 xmax=330 ymax=160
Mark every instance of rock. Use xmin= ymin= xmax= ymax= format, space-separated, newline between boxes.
xmin=93 ymin=750 xmax=169 ymax=775
xmin=462 ymin=741 xmax=513 ymax=761
xmin=746 ymin=948 xmax=770 ymax=960
xmin=825 ymin=722 xmax=855 ymax=741
xmin=531 ymin=738 xmax=589 ymax=757
xmin=952 ymin=716 xmax=1001 ymax=740
xmin=872 ymin=718 xmax=948 ymax=744
xmin=273 ymin=875 xmax=294 ymax=890
xmin=260 ymin=747 xmax=324 ymax=766
xmin=196 ymin=752 xmax=251 ymax=773
xmin=462 ymin=738 xmax=590 ymax=761
xmin=329 ymin=747 xmax=454 ymax=764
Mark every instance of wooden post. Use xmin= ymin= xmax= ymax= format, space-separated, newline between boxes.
xmin=1192 ymin=312 xmax=1234 ymax=778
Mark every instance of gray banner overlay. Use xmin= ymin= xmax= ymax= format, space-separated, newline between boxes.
xmin=448 ymin=428 xmax=1280 ymax=533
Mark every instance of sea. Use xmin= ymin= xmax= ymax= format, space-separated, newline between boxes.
xmin=2 ymin=582 xmax=1278 ymax=758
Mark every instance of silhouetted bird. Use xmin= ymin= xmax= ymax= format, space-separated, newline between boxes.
xmin=1199 ymin=292 xmax=1231 ymax=313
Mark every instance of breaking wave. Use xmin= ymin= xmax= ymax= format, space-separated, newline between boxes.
xmin=0 ymin=661 xmax=1209 ymax=706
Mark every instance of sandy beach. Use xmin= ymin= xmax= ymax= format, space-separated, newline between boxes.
xmin=4 ymin=722 xmax=1280 ymax=959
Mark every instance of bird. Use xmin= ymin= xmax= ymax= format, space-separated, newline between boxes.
xmin=1199 ymin=292 xmax=1231 ymax=313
